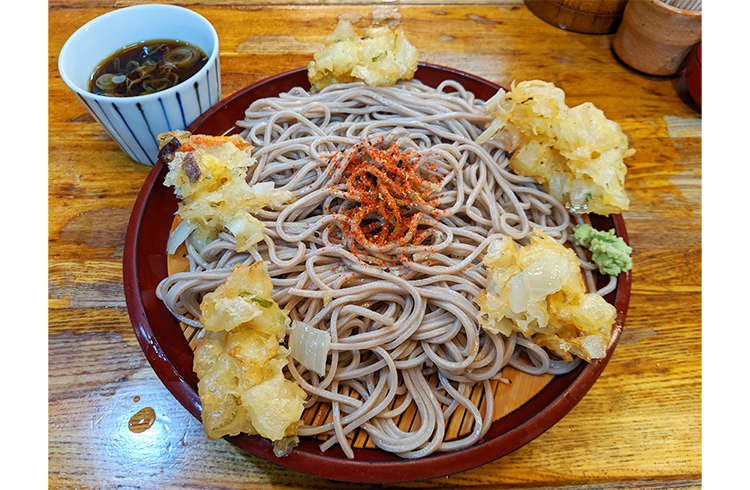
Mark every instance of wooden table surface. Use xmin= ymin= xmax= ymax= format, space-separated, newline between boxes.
xmin=48 ymin=1 xmax=702 ymax=488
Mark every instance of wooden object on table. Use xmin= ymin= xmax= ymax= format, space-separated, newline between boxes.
xmin=685 ymin=42 xmax=701 ymax=108
xmin=613 ymin=0 xmax=702 ymax=76
xmin=49 ymin=2 xmax=702 ymax=489
xmin=525 ymin=0 xmax=629 ymax=34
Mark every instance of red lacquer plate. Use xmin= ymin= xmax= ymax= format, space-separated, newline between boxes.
xmin=123 ymin=63 xmax=631 ymax=484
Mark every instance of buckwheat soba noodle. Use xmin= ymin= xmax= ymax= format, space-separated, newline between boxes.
xmin=156 ymin=79 xmax=616 ymax=459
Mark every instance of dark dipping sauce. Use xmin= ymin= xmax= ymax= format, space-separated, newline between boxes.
xmin=90 ymin=39 xmax=209 ymax=97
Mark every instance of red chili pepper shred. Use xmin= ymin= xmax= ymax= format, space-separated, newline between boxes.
xmin=329 ymin=140 xmax=442 ymax=251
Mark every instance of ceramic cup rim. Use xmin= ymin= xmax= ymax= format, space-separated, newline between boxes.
xmin=58 ymin=4 xmax=220 ymax=103
xmin=645 ymin=0 xmax=703 ymax=18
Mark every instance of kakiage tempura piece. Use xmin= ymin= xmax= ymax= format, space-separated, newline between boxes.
xmin=476 ymin=229 xmax=617 ymax=361
xmin=307 ymin=19 xmax=418 ymax=92
xmin=159 ymin=131 xmax=296 ymax=253
xmin=193 ymin=262 xmax=307 ymax=456
xmin=476 ymin=80 xmax=634 ymax=216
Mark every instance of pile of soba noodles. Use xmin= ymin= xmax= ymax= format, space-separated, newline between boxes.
xmin=156 ymin=78 xmax=615 ymax=459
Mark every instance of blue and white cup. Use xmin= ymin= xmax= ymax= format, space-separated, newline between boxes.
xmin=58 ymin=5 xmax=221 ymax=165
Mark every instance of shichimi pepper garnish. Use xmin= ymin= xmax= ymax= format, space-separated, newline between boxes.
xmin=327 ymin=140 xmax=442 ymax=252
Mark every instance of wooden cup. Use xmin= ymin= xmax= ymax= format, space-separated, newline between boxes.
xmin=525 ymin=0 xmax=629 ymax=34
xmin=613 ymin=0 xmax=701 ymax=76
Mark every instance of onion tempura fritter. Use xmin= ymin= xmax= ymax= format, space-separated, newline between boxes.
xmin=477 ymin=80 xmax=634 ymax=216
xmin=193 ymin=262 xmax=307 ymax=456
xmin=158 ymin=131 xmax=295 ymax=253
xmin=476 ymin=229 xmax=617 ymax=361
xmin=307 ymin=19 xmax=418 ymax=92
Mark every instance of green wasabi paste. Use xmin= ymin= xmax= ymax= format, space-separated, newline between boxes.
xmin=573 ymin=223 xmax=632 ymax=276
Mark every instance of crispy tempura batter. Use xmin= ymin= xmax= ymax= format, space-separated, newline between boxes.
xmin=477 ymin=80 xmax=634 ymax=216
xmin=159 ymin=131 xmax=295 ymax=253
xmin=194 ymin=263 xmax=307 ymax=456
xmin=476 ymin=229 xmax=617 ymax=361
xmin=307 ymin=19 xmax=418 ymax=92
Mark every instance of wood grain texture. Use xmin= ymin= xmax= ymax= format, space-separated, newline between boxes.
xmin=49 ymin=2 xmax=701 ymax=489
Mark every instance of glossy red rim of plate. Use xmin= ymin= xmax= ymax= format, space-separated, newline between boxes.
xmin=123 ymin=63 xmax=631 ymax=484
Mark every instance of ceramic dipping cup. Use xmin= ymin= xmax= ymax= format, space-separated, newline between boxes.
xmin=613 ymin=0 xmax=701 ymax=76
xmin=58 ymin=4 xmax=221 ymax=165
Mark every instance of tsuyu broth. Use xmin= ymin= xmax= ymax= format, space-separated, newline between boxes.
xmin=90 ymin=39 xmax=209 ymax=97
